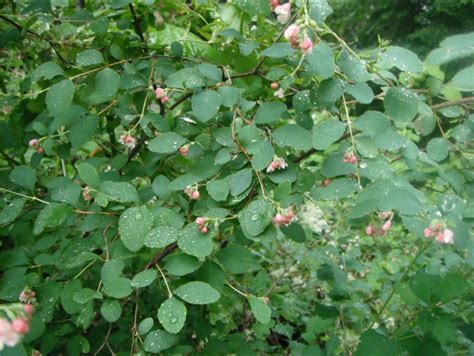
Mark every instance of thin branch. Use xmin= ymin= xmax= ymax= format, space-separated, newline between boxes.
xmin=225 ymin=281 xmax=248 ymax=298
xmin=156 ymin=263 xmax=173 ymax=298
xmin=431 ymin=96 xmax=474 ymax=111
xmin=145 ymin=242 xmax=178 ymax=270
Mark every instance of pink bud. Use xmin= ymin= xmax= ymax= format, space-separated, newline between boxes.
xmin=350 ymin=155 xmax=358 ymax=164
xmin=200 ymin=226 xmax=208 ymax=234
xmin=442 ymin=229 xmax=454 ymax=244
xmin=271 ymin=82 xmax=279 ymax=90
xmin=322 ymin=178 xmax=331 ymax=187
xmin=272 ymin=213 xmax=286 ymax=225
xmin=154 ymin=87 xmax=165 ymax=99
xmin=24 ymin=304 xmax=34 ymax=314
xmin=29 ymin=139 xmax=39 ymax=148
xmin=423 ymin=227 xmax=433 ymax=238
xmin=300 ymin=37 xmax=313 ymax=55
xmin=270 ymin=0 xmax=279 ymax=10
xmin=12 ymin=318 xmax=29 ymax=334
xmin=191 ymin=190 xmax=200 ymax=200
xmin=284 ymin=24 xmax=300 ymax=42
xmin=195 ymin=217 xmax=206 ymax=225
xmin=274 ymin=3 xmax=291 ymax=24
xmin=435 ymin=232 xmax=444 ymax=243
xmin=382 ymin=220 xmax=392 ymax=232
xmin=366 ymin=225 xmax=375 ymax=236
xmin=35 ymin=147 xmax=44 ymax=154
xmin=160 ymin=96 xmax=169 ymax=104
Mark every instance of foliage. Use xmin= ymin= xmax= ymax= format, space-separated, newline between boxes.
xmin=328 ymin=0 xmax=474 ymax=56
xmin=0 ymin=0 xmax=473 ymax=355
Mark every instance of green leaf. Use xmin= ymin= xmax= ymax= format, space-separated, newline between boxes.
xmin=69 ymin=115 xmax=98 ymax=147
xmin=164 ymin=253 xmax=201 ymax=276
xmin=216 ymin=244 xmax=260 ymax=274
xmin=148 ymin=132 xmax=187 ymax=154
xmin=168 ymin=174 xmax=202 ymax=191
xmin=380 ymin=46 xmax=422 ymax=73
xmin=138 ymin=318 xmax=154 ymax=335
xmin=33 ymin=203 xmax=72 ymax=235
xmin=77 ymin=163 xmax=100 ymax=188
xmin=312 ymin=120 xmax=346 ymax=150
xmin=197 ymin=63 xmax=222 ymax=81
xmin=144 ymin=330 xmax=178 ymax=353
xmin=228 ymin=169 xmax=253 ymax=196
xmin=249 ymin=140 xmax=274 ymax=171
xmin=273 ymin=124 xmax=313 ymax=150
xmin=9 ymin=165 xmax=36 ymax=190
xmin=191 ymin=90 xmax=222 ymax=122
xmin=337 ymin=50 xmax=370 ymax=82
xmin=239 ymin=199 xmax=274 ymax=237
xmin=152 ymin=175 xmax=171 ymax=199
xmin=426 ymin=32 xmax=474 ymax=65
xmin=100 ymin=299 xmax=121 ymax=322
xmin=206 ymin=180 xmax=229 ymax=202
xmin=308 ymin=0 xmax=333 ymax=25
xmin=88 ymin=68 xmax=120 ymax=104
xmin=293 ymin=90 xmax=312 ymax=112
xmin=73 ymin=288 xmax=94 ymax=304
xmin=316 ymin=178 xmax=359 ymax=200
xmin=131 ymin=269 xmax=157 ymax=288
xmin=410 ymin=271 xmax=470 ymax=304
xmin=354 ymin=111 xmax=390 ymax=137
xmin=316 ymin=77 xmax=344 ymax=104
xmin=46 ymin=79 xmax=74 ymax=117
xmin=217 ymin=86 xmax=241 ymax=107
xmin=76 ymin=49 xmax=104 ymax=66
xmin=345 ymin=83 xmax=374 ymax=104
xmin=119 ymin=206 xmax=154 ymax=252
xmin=101 ymin=260 xmax=124 ymax=283
xmin=452 ymin=65 xmax=474 ymax=92
xmin=306 ymin=41 xmax=335 ymax=79
xmin=145 ymin=226 xmax=179 ymax=248
xmin=178 ymin=223 xmax=213 ymax=258
xmin=384 ymin=87 xmax=419 ymax=124
xmin=255 ymin=101 xmax=287 ymax=124
xmin=355 ymin=330 xmax=402 ymax=356
xmin=32 ymin=62 xmax=64 ymax=82
xmin=0 ymin=198 xmax=26 ymax=225
xmin=426 ymin=138 xmax=449 ymax=162
xmin=158 ymin=297 xmax=187 ymax=334
xmin=175 ymin=281 xmax=220 ymax=305
xmin=261 ymin=43 xmax=295 ymax=58
xmin=280 ymin=222 xmax=306 ymax=243
xmin=102 ymin=277 xmax=133 ymax=299
xmin=235 ymin=0 xmax=270 ymax=16
xmin=321 ymin=153 xmax=356 ymax=178
xmin=99 ymin=181 xmax=139 ymax=203
xmin=248 ymin=296 xmax=271 ymax=324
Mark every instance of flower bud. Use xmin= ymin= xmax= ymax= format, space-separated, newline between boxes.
xmin=300 ymin=37 xmax=313 ymax=54
xmin=200 ymin=226 xmax=208 ymax=234
xmin=160 ymin=96 xmax=169 ymax=104
xmin=270 ymin=82 xmax=279 ymax=90
xmin=382 ymin=220 xmax=392 ymax=232
xmin=195 ymin=217 xmax=206 ymax=225
xmin=423 ymin=227 xmax=433 ymax=238
xmin=12 ymin=318 xmax=29 ymax=334
xmin=29 ymin=139 xmax=39 ymax=148
xmin=154 ymin=87 xmax=165 ymax=99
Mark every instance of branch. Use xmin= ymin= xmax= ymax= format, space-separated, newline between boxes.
xmin=431 ymin=96 xmax=474 ymax=111
xmin=128 ymin=4 xmax=146 ymax=45
xmin=145 ymin=242 xmax=178 ymax=270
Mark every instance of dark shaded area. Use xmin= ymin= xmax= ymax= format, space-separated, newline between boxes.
xmin=327 ymin=0 xmax=474 ymax=56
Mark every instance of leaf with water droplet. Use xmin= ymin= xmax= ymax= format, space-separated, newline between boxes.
xmin=239 ymin=199 xmax=273 ymax=237
xmin=131 ymin=269 xmax=157 ymax=288
xmin=177 ymin=223 xmax=213 ymax=258
xmin=175 ymin=281 xmax=220 ymax=305
xmin=144 ymin=330 xmax=178 ymax=353
xmin=158 ymin=297 xmax=187 ymax=334
xmin=119 ymin=206 xmax=154 ymax=252
xmin=145 ymin=226 xmax=179 ymax=248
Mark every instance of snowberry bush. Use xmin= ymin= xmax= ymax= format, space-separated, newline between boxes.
xmin=0 ymin=0 xmax=473 ymax=354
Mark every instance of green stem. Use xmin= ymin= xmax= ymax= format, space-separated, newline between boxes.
xmin=367 ymin=238 xmax=433 ymax=330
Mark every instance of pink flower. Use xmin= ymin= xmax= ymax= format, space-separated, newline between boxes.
xmin=270 ymin=0 xmax=279 ymax=10
xmin=0 ymin=319 xmax=21 ymax=348
xmin=271 ymin=82 xmax=279 ymax=90
xmin=272 ymin=213 xmax=286 ymax=225
xmin=266 ymin=157 xmax=288 ymax=173
xmin=423 ymin=227 xmax=433 ymax=238
xmin=191 ymin=190 xmax=200 ymax=200
xmin=178 ymin=145 xmax=189 ymax=157
xmin=274 ymin=88 xmax=285 ymax=98
xmin=200 ymin=226 xmax=208 ymax=234
xmin=24 ymin=304 xmax=34 ymax=315
xmin=274 ymin=3 xmax=291 ymax=24
xmin=11 ymin=318 xmax=29 ymax=335
xmin=272 ymin=208 xmax=295 ymax=226
xmin=154 ymin=87 xmax=165 ymax=99
xmin=436 ymin=229 xmax=454 ymax=244
xmin=119 ymin=134 xmax=136 ymax=149
xmin=343 ymin=152 xmax=358 ymax=164
xmin=160 ymin=96 xmax=169 ymax=104
xmin=300 ymin=37 xmax=313 ymax=54
xmin=284 ymin=24 xmax=300 ymax=43
xmin=382 ymin=220 xmax=392 ymax=232
xmin=29 ymin=139 xmax=39 ymax=148
xmin=366 ymin=225 xmax=375 ymax=236
xmin=195 ymin=217 xmax=206 ymax=226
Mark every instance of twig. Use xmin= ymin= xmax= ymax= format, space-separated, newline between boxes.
xmin=93 ymin=324 xmax=112 ymax=356
xmin=156 ymin=263 xmax=173 ymax=298
xmin=225 ymin=281 xmax=248 ymax=298
xmin=342 ymin=95 xmax=362 ymax=189
xmin=431 ymin=96 xmax=474 ymax=111
xmin=145 ymin=242 xmax=178 ymax=269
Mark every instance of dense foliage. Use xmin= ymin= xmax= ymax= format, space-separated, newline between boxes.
xmin=0 ymin=0 xmax=473 ymax=355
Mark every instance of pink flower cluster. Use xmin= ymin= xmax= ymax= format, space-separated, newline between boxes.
xmin=119 ymin=134 xmax=136 ymax=149
xmin=424 ymin=222 xmax=454 ymax=244
xmin=195 ymin=216 xmax=208 ymax=234
xmin=0 ymin=304 xmax=34 ymax=351
xmin=184 ymin=186 xmax=200 ymax=200
xmin=366 ymin=211 xmax=393 ymax=236
xmin=28 ymin=139 xmax=43 ymax=154
xmin=19 ymin=290 xmax=36 ymax=304
xmin=272 ymin=208 xmax=295 ymax=226
xmin=343 ymin=152 xmax=358 ymax=164
xmin=154 ymin=87 xmax=169 ymax=104
xmin=284 ymin=24 xmax=313 ymax=54
xmin=266 ymin=156 xmax=288 ymax=173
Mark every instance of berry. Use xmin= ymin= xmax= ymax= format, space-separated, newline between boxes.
xmin=160 ymin=96 xmax=169 ymax=104
xmin=271 ymin=82 xmax=279 ymax=90
xmin=195 ymin=217 xmax=206 ymax=225
xmin=191 ymin=190 xmax=200 ymax=200
xmin=366 ymin=225 xmax=375 ymax=236
xmin=200 ymin=226 xmax=208 ymax=234
xmin=24 ymin=304 xmax=34 ymax=314
xmin=154 ymin=87 xmax=165 ymax=99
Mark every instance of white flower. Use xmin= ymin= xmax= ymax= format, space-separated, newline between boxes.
xmin=274 ymin=88 xmax=285 ymax=98
xmin=0 ymin=319 xmax=21 ymax=350
xmin=274 ymin=3 xmax=291 ymax=24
